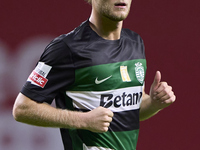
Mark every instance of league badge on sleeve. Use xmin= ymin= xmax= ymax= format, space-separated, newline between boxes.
xmin=27 ymin=62 xmax=52 ymax=88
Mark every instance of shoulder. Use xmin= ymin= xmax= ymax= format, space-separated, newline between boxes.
xmin=39 ymin=20 xmax=91 ymax=65
xmin=40 ymin=35 xmax=69 ymax=64
xmin=44 ymin=20 xmax=91 ymax=52
xmin=62 ymin=20 xmax=92 ymax=46
xmin=39 ymin=34 xmax=75 ymax=66
xmin=122 ymin=28 xmax=144 ymax=44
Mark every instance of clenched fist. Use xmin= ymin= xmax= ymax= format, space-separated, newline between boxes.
xmin=83 ymin=106 xmax=114 ymax=133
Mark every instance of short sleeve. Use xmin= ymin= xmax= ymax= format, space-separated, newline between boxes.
xmin=21 ymin=36 xmax=75 ymax=104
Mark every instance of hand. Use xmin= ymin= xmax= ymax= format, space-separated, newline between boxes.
xmin=149 ymin=71 xmax=176 ymax=110
xmin=84 ymin=106 xmax=114 ymax=133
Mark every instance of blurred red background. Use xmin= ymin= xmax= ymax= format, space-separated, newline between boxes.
xmin=0 ymin=0 xmax=199 ymax=149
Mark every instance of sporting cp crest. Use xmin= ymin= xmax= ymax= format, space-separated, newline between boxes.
xmin=135 ymin=62 xmax=145 ymax=84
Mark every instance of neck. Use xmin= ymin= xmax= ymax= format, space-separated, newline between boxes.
xmin=89 ymin=11 xmax=123 ymax=40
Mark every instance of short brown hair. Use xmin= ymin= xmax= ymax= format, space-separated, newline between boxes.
xmin=85 ymin=0 xmax=92 ymax=4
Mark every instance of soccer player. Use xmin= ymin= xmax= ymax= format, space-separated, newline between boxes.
xmin=12 ymin=0 xmax=176 ymax=149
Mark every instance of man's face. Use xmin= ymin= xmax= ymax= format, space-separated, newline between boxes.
xmin=92 ymin=0 xmax=132 ymax=21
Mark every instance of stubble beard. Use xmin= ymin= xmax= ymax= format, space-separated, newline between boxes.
xmin=101 ymin=5 xmax=130 ymax=22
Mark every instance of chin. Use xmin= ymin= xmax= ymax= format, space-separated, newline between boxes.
xmin=113 ymin=12 xmax=129 ymax=21
xmin=111 ymin=15 xmax=128 ymax=22
xmin=103 ymin=11 xmax=129 ymax=22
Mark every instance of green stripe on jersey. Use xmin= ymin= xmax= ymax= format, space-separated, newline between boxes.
xmin=70 ymin=59 xmax=146 ymax=91
xmin=70 ymin=129 xmax=139 ymax=150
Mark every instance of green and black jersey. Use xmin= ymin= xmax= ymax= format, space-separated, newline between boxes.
xmin=21 ymin=20 xmax=147 ymax=150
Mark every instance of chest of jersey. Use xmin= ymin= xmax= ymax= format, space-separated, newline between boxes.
xmin=70 ymin=37 xmax=145 ymax=69
xmin=67 ymin=58 xmax=146 ymax=112
xmin=66 ymin=36 xmax=146 ymax=111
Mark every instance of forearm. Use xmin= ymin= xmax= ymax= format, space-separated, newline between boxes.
xmin=13 ymin=93 xmax=87 ymax=129
xmin=139 ymin=94 xmax=161 ymax=121
xmin=140 ymin=71 xmax=176 ymax=121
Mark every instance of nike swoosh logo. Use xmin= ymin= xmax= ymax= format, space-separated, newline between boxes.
xmin=95 ymin=75 xmax=112 ymax=84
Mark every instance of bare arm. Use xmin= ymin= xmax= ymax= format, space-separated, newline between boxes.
xmin=140 ymin=91 xmax=160 ymax=121
xmin=140 ymin=71 xmax=176 ymax=121
xmin=13 ymin=93 xmax=113 ymax=133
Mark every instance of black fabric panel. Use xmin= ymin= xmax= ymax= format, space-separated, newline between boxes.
xmin=60 ymin=128 xmax=73 ymax=150
xmin=109 ymin=109 xmax=140 ymax=132
xmin=63 ymin=20 xmax=145 ymax=69
xmin=74 ymin=108 xmax=140 ymax=132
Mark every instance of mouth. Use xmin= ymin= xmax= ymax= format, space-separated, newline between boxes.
xmin=115 ymin=2 xmax=127 ymax=10
xmin=114 ymin=2 xmax=127 ymax=7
